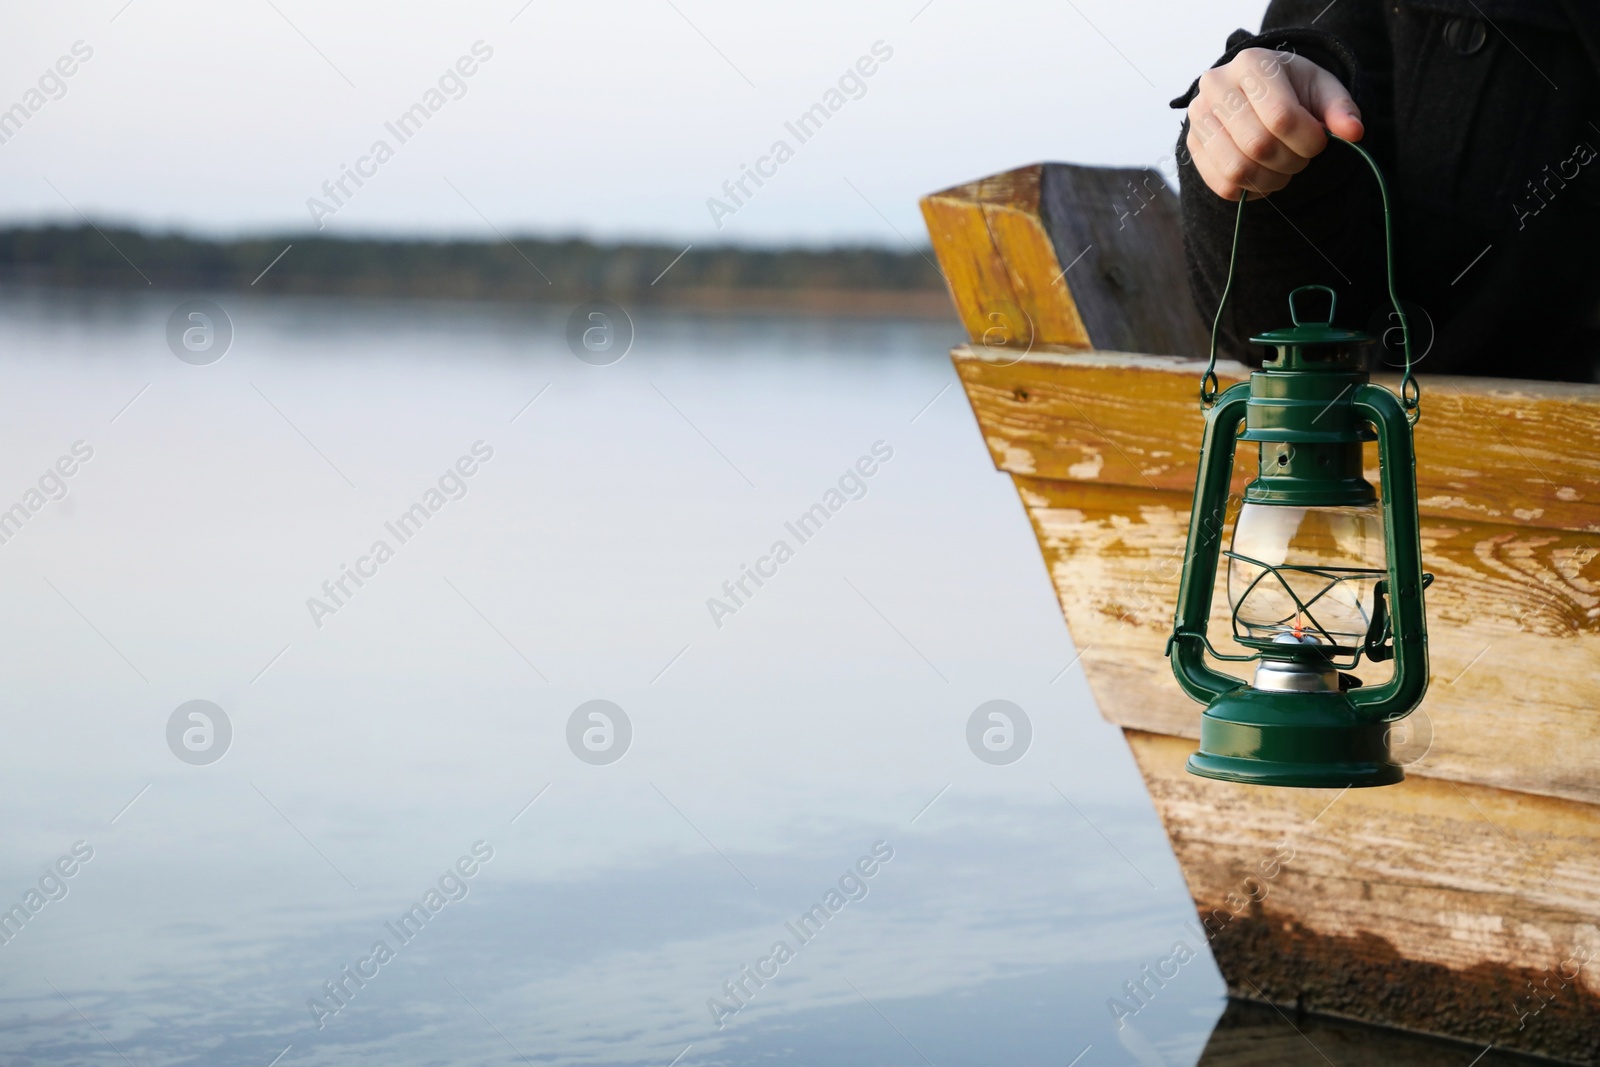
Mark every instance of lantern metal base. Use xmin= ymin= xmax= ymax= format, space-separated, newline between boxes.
xmin=1185 ymin=686 xmax=1404 ymax=789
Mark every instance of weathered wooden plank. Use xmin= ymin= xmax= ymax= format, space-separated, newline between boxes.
xmin=920 ymin=189 xmax=1038 ymax=349
xmin=1017 ymin=473 xmax=1600 ymax=806
xmin=978 ymin=167 xmax=1091 ymax=348
xmin=920 ymin=163 xmax=1207 ymax=355
xmin=1125 ymin=729 xmax=1600 ymax=1063
xmin=1034 ymin=163 xmax=1207 ymax=357
xmin=956 ymin=346 xmax=1600 ymax=534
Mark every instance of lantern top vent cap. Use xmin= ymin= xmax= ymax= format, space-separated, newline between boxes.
xmin=1250 ymin=284 xmax=1373 ymax=347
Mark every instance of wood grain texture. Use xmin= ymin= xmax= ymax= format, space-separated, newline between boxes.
xmin=920 ymin=163 xmax=1209 ymax=355
xmin=1126 ymin=729 xmax=1600 ymax=1063
xmin=921 ymin=165 xmax=1080 ymax=348
xmin=1035 ymin=164 xmax=1208 ymax=358
xmin=955 ymin=345 xmax=1600 ymax=534
xmin=950 ymin=343 xmax=1600 ymax=1054
xmin=920 ymin=189 xmax=1037 ymax=349
xmin=1015 ymin=473 xmax=1600 ymax=805
xmin=954 ymin=345 xmax=1600 ymax=804
xmin=978 ymin=166 xmax=1090 ymax=348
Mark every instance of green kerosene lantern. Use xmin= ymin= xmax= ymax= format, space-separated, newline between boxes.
xmin=1166 ymin=136 xmax=1430 ymax=788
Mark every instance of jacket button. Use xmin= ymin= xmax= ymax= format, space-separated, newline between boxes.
xmin=1443 ymin=16 xmax=1487 ymax=55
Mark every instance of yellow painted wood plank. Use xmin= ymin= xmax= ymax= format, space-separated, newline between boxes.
xmin=956 ymin=345 xmax=1600 ymax=534
xmin=1013 ymin=473 xmax=1600 ymax=806
xmin=919 ymin=186 xmax=1032 ymax=349
xmin=1125 ymin=729 xmax=1600 ymax=1063
xmin=921 ymin=163 xmax=1207 ymax=355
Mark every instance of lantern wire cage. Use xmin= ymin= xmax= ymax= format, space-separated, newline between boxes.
xmin=1171 ymin=555 xmax=1431 ymax=671
xmin=1223 ymin=550 xmax=1385 ymax=664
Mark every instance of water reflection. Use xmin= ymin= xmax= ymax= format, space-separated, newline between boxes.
xmin=0 ymin=288 xmax=1471 ymax=1065
xmin=1197 ymin=999 xmax=1553 ymax=1066
xmin=3 ymin=793 xmax=1214 ymax=1065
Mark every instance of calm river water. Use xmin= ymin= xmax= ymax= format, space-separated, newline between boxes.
xmin=0 ymin=289 xmax=1499 ymax=1066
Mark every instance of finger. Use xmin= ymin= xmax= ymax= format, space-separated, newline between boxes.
xmin=1243 ymin=65 xmax=1333 ymax=160
xmin=1221 ymin=90 xmax=1312 ymax=174
xmin=1292 ymin=60 xmax=1364 ymax=143
xmin=1186 ymin=127 xmax=1239 ymax=200
xmin=1188 ymin=124 xmax=1255 ymax=201
xmin=1188 ymin=120 xmax=1291 ymax=200
xmin=1185 ymin=111 xmax=1243 ymax=199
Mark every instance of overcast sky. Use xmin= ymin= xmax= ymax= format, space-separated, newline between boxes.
xmin=2 ymin=0 xmax=1263 ymax=246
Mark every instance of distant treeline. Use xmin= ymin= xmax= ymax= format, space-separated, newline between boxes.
xmin=0 ymin=225 xmax=951 ymax=316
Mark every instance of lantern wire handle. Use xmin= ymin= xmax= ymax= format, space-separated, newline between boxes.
xmin=1329 ymin=133 xmax=1420 ymax=423
xmin=1196 ymin=134 xmax=1421 ymax=422
xmin=1200 ymin=191 xmax=1246 ymax=408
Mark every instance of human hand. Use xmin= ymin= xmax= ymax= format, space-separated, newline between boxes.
xmin=1185 ymin=47 xmax=1364 ymax=200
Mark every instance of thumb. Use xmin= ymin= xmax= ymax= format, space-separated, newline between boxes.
xmin=1299 ymin=65 xmax=1364 ymax=142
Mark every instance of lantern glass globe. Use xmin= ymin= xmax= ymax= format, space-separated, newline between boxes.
xmin=1227 ymin=501 xmax=1386 ymax=650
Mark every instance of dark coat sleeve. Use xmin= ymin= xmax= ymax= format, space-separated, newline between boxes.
xmin=1173 ymin=2 xmax=1395 ymax=364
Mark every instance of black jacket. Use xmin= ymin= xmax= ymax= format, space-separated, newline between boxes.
xmin=1174 ymin=0 xmax=1600 ymax=382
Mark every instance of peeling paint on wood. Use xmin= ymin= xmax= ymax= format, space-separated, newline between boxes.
xmin=1011 ymin=470 xmax=1600 ymax=805
xmin=1129 ymin=730 xmax=1600 ymax=1063
xmin=955 ymin=346 xmax=1600 ymax=533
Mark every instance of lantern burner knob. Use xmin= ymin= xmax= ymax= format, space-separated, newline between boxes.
xmin=1252 ymin=631 xmax=1340 ymax=693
